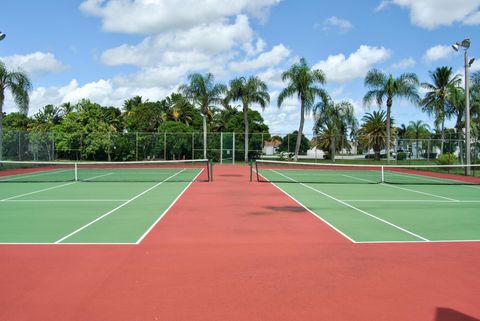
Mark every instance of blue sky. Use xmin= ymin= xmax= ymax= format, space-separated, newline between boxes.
xmin=1 ymin=0 xmax=479 ymax=135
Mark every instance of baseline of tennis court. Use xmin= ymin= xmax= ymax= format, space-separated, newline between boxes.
xmin=259 ymin=168 xmax=480 ymax=243
xmin=0 ymin=167 xmax=203 ymax=244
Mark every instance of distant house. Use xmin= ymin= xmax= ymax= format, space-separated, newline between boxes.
xmin=262 ymin=139 xmax=281 ymax=155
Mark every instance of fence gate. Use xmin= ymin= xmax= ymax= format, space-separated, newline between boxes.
xmin=220 ymin=132 xmax=235 ymax=164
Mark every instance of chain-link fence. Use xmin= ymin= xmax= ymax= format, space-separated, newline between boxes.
xmin=1 ymin=130 xmax=479 ymax=164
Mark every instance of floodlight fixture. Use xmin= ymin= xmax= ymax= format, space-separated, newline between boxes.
xmin=0 ymin=32 xmax=5 ymax=41
xmin=469 ymin=58 xmax=476 ymax=67
xmin=452 ymin=44 xmax=459 ymax=51
xmin=456 ymin=38 xmax=471 ymax=49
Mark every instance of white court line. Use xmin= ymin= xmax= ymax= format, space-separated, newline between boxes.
xmin=342 ymin=174 xmax=459 ymax=202
xmin=0 ymin=169 xmax=71 ymax=181
xmin=258 ymin=172 xmax=356 ymax=243
xmin=383 ymin=184 xmax=459 ymax=201
xmin=342 ymin=199 xmax=480 ymax=203
xmin=272 ymin=170 xmax=430 ymax=242
xmin=54 ymin=169 xmax=186 ymax=244
xmin=0 ymin=173 xmax=114 ymax=202
xmin=386 ymin=170 xmax=480 ymax=190
xmin=135 ymin=169 xmax=204 ymax=244
xmin=2 ymin=199 xmax=128 ymax=202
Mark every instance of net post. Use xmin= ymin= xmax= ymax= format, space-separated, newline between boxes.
xmin=381 ymin=165 xmax=384 ymax=183
xmin=209 ymin=159 xmax=213 ymax=182
xmin=255 ymin=160 xmax=260 ymax=182
xmin=74 ymin=162 xmax=78 ymax=181
xmin=249 ymin=160 xmax=253 ymax=182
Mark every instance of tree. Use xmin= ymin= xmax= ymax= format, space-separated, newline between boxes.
xmin=226 ymin=76 xmax=270 ymax=161
xmin=363 ymin=69 xmax=420 ymax=162
xmin=278 ymin=131 xmax=310 ymax=156
xmin=158 ymin=121 xmax=194 ymax=160
xmin=405 ymin=120 xmax=430 ymax=158
xmin=314 ymin=97 xmax=357 ymax=162
xmin=278 ymin=58 xmax=327 ymax=161
xmin=180 ymin=73 xmax=226 ymax=159
xmin=421 ymin=66 xmax=461 ymax=154
xmin=164 ymin=93 xmax=199 ymax=126
xmin=358 ymin=110 xmax=395 ymax=161
xmin=0 ymin=61 xmax=32 ymax=160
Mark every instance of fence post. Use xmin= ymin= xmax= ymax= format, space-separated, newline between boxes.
xmin=18 ymin=131 xmax=21 ymax=160
xmin=135 ymin=132 xmax=139 ymax=161
xmin=192 ymin=132 xmax=195 ymax=160
xmin=164 ymin=132 xmax=167 ymax=160
xmin=220 ymin=132 xmax=223 ymax=164
xmin=232 ymin=132 xmax=235 ymax=165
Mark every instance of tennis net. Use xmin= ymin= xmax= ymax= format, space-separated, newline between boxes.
xmin=254 ymin=160 xmax=480 ymax=185
xmin=0 ymin=159 xmax=211 ymax=183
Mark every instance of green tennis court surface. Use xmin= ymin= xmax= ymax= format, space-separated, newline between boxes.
xmin=0 ymin=163 xmax=207 ymax=244
xmin=258 ymin=167 xmax=480 ymax=243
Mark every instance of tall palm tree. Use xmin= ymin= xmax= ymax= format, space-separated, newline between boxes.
xmin=421 ymin=66 xmax=461 ymax=154
xmin=363 ymin=69 xmax=420 ymax=162
xmin=314 ymin=96 xmax=357 ymax=162
xmin=180 ymin=73 xmax=226 ymax=159
xmin=278 ymin=58 xmax=327 ymax=161
xmin=0 ymin=61 xmax=32 ymax=160
xmin=226 ymin=76 xmax=270 ymax=162
xmin=358 ymin=110 xmax=394 ymax=161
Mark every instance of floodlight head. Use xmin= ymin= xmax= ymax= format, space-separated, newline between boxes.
xmin=0 ymin=32 xmax=5 ymax=41
xmin=456 ymin=38 xmax=471 ymax=49
xmin=452 ymin=44 xmax=459 ymax=52
xmin=469 ymin=58 xmax=476 ymax=67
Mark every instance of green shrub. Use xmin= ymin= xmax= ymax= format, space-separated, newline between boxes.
xmin=396 ymin=152 xmax=408 ymax=161
xmin=436 ymin=153 xmax=457 ymax=165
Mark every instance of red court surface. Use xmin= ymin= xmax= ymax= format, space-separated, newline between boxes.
xmin=1 ymin=165 xmax=479 ymax=321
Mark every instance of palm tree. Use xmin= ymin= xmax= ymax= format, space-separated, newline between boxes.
xmin=421 ymin=66 xmax=461 ymax=154
xmin=363 ymin=69 xmax=420 ymax=162
xmin=358 ymin=110 xmax=394 ymax=161
xmin=0 ymin=61 xmax=32 ymax=160
xmin=226 ymin=76 xmax=270 ymax=162
xmin=405 ymin=120 xmax=430 ymax=158
xmin=180 ymin=73 xmax=226 ymax=159
xmin=278 ymin=58 xmax=327 ymax=161
xmin=165 ymin=93 xmax=193 ymax=126
xmin=314 ymin=96 xmax=357 ymax=162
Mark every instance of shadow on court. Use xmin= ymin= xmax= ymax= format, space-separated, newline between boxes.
xmin=436 ymin=308 xmax=480 ymax=321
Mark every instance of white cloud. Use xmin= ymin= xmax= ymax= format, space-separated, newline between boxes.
xmin=1 ymin=52 xmax=67 ymax=75
xmin=80 ymin=0 xmax=281 ymax=34
xmin=423 ymin=45 xmax=453 ymax=63
xmin=322 ymin=16 xmax=353 ymax=32
xmin=229 ymin=44 xmax=291 ymax=72
xmin=101 ymin=15 xmax=254 ymax=69
xmin=377 ymin=0 xmax=480 ymax=29
xmin=391 ymin=57 xmax=416 ymax=69
xmin=313 ymin=45 xmax=391 ymax=83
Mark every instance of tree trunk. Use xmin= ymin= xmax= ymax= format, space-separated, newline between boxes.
xmin=440 ymin=116 xmax=445 ymax=155
xmin=202 ymin=114 xmax=207 ymax=159
xmin=294 ymin=100 xmax=305 ymax=161
xmin=330 ymin=135 xmax=335 ymax=163
xmin=456 ymin=116 xmax=463 ymax=163
xmin=386 ymin=98 xmax=392 ymax=163
xmin=243 ymin=103 xmax=249 ymax=162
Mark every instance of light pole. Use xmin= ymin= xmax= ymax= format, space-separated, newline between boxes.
xmin=452 ymin=38 xmax=475 ymax=175
xmin=0 ymin=31 xmax=5 ymax=41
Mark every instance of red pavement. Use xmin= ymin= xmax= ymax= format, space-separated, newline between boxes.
xmin=0 ymin=164 xmax=479 ymax=321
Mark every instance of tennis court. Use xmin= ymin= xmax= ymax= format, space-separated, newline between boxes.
xmin=255 ymin=160 xmax=480 ymax=243
xmin=0 ymin=160 xmax=210 ymax=244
